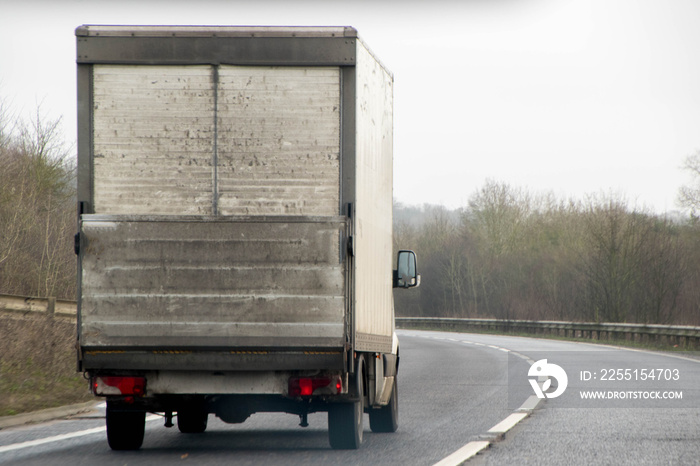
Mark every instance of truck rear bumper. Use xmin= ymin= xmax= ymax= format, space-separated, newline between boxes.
xmin=147 ymin=370 xmax=290 ymax=395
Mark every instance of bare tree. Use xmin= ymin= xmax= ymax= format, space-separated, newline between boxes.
xmin=678 ymin=150 xmax=700 ymax=216
xmin=467 ymin=180 xmax=531 ymax=259
xmin=0 ymin=102 xmax=76 ymax=299
xmin=635 ymin=217 xmax=686 ymax=324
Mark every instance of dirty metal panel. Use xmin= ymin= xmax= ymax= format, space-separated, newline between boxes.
xmin=353 ymin=41 xmax=395 ymax=352
xmin=92 ymin=65 xmax=215 ymax=215
xmin=217 ymin=66 xmax=341 ymax=216
xmin=80 ymin=216 xmax=346 ymax=349
xmin=82 ymin=351 xmax=345 ymax=372
xmin=76 ymin=35 xmax=357 ymax=66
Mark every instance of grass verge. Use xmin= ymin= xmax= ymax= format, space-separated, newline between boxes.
xmin=0 ymin=315 xmax=94 ymax=417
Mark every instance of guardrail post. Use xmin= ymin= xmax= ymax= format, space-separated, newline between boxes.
xmin=47 ymin=297 xmax=56 ymax=317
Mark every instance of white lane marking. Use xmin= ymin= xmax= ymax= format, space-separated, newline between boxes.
xmin=0 ymin=414 xmax=160 ymax=454
xmin=430 ymin=397 xmax=537 ymax=466
xmin=432 ymin=441 xmax=490 ymax=466
xmin=0 ymin=427 xmax=106 ymax=453
xmin=509 ymin=351 xmax=535 ymax=365
xmin=517 ymin=395 xmax=542 ymax=412
xmin=488 ymin=412 xmax=528 ymax=434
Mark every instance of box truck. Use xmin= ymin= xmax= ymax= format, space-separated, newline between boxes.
xmin=74 ymin=25 xmax=419 ymax=450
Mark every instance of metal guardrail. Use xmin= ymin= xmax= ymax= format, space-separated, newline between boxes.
xmin=396 ymin=317 xmax=700 ymax=349
xmin=2 ymin=294 xmax=698 ymax=348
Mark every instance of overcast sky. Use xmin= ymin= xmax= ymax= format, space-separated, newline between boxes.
xmin=2 ymin=0 xmax=699 ymax=213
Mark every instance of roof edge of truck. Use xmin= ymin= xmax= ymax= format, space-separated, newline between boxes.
xmin=75 ymin=25 xmax=358 ymax=38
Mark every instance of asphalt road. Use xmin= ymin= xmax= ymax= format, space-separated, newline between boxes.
xmin=1 ymin=330 xmax=698 ymax=465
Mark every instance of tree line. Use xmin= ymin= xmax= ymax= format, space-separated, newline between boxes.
xmin=0 ymin=103 xmax=76 ymax=300
xmin=394 ymin=180 xmax=700 ymax=326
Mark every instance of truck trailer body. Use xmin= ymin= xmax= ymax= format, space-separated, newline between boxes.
xmin=75 ymin=25 xmax=418 ymax=450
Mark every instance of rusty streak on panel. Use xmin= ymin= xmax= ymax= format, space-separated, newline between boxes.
xmin=217 ymin=66 xmax=341 ymax=216
xmin=92 ymin=65 xmax=215 ymax=215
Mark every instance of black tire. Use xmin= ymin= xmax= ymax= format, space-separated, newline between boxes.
xmin=369 ymin=377 xmax=399 ymax=433
xmin=328 ymin=361 xmax=364 ymax=450
xmin=328 ymin=398 xmax=363 ymax=449
xmin=106 ymin=405 xmax=146 ymax=450
xmin=178 ymin=409 xmax=208 ymax=434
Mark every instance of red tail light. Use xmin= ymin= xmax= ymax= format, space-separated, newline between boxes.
xmin=288 ymin=376 xmax=342 ymax=397
xmin=299 ymin=378 xmax=314 ymax=396
xmin=93 ymin=376 xmax=146 ymax=396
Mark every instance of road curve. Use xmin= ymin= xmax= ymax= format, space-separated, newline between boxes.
xmin=0 ymin=330 xmax=698 ymax=465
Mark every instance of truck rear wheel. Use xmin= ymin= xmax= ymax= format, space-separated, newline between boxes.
xmin=106 ymin=404 xmax=145 ymax=450
xmin=178 ymin=409 xmax=208 ymax=433
xmin=328 ymin=397 xmax=363 ymax=449
xmin=369 ymin=377 xmax=399 ymax=433
xmin=328 ymin=363 xmax=364 ymax=450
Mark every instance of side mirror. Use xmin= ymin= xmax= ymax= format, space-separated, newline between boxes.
xmin=393 ymin=250 xmax=420 ymax=289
